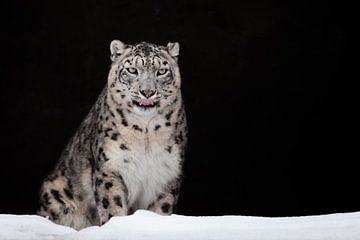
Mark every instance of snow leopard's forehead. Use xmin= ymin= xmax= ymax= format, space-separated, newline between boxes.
xmin=131 ymin=42 xmax=164 ymax=56
xmin=124 ymin=42 xmax=169 ymax=67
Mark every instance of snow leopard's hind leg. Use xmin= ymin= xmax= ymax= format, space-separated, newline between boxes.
xmin=38 ymin=174 xmax=100 ymax=230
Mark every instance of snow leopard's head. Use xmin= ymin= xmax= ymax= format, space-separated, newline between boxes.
xmin=108 ymin=40 xmax=181 ymax=116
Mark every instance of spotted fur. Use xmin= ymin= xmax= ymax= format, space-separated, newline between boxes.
xmin=37 ymin=40 xmax=187 ymax=230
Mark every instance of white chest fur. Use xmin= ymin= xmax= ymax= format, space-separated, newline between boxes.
xmin=102 ymin=122 xmax=181 ymax=209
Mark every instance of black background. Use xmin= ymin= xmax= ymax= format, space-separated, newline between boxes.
xmin=2 ymin=0 xmax=358 ymax=217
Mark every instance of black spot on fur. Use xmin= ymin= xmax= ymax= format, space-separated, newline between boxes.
xmin=102 ymin=198 xmax=109 ymax=209
xmin=102 ymin=152 xmax=110 ymax=161
xmin=95 ymin=178 xmax=103 ymax=186
xmin=120 ymin=144 xmax=129 ymax=150
xmin=165 ymin=110 xmax=174 ymax=120
xmin=165 ymin=122 xmax=171 ymax=127
xmin=94 ymin=191 xmax=99 ymax=202
xmin=63 ymin=188 xmax=74 ymax=200
xmin=105 ymin=182 xmax=113 ymax=190
xmin=122 ymin=119 xmax=128 ymax=127
xmin=63 ymin=207 xmax=70 ymax=214
xmin=113 ymin=196 xmax=123 ymax=207
xmin=116 ymin=108 xmax=125 ymax=118
xmin=111 ymin=133 xmax=119 ymax=141
xmin=132 ymin=125 xmax=143 ymax=132
xmin=50 ymin=211 xmax=59 ymax=220
xmin=98 ymin=147 xmax=104 ymax=154
xmin=178 ymin=131 xmax=184 ymax=143
xmin=50 ymin=189 xmax=65 ymax=205
xmin=165 ymin=146 xmax=172 ymax=153
xmin=154 ymin=125 xmax=161 ymax=131
xmin=108 ymin=214 xmax=113 ymax=220
xmin=116 ymin=108 xmax=129 ymax=127
xmin=161 ymin=203 xmax=171 ymax=213
xmin=157 ymin=194 xmax=165 ymax=201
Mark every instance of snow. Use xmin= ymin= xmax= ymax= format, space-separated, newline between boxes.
xmin=1 ymin=210 xmax=360 ymax=240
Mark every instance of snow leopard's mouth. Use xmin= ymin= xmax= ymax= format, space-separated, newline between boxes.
xmin=133 ymin=99 xmax=159 ymax=109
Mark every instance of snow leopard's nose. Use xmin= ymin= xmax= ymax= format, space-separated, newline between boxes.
xmin=139 ymin=89 xmax=156 ymax=98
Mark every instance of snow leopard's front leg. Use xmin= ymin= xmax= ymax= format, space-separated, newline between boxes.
xmin=148 ymin=180 xmax=181 ymax=215
xmin=94 ymin=171 xmax=128 ymax=224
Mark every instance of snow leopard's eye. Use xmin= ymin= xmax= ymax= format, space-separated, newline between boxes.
xmin=157 ymin=68 xmax=168 ymax=76
xmin=126 ymin=67 xmax=138 ymax=75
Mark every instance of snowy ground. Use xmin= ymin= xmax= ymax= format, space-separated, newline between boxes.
xmin=1 ymin=210 xmax=360 ymax=240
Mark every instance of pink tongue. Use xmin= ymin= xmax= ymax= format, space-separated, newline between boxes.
xmin=138 ymin=99 xmax=155 ymax=106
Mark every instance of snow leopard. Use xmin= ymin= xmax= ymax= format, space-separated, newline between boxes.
xmin=37 ymin=40 xmax=187 ymax=230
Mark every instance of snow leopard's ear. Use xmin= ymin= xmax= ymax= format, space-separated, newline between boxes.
xmin=167 ymin=42 xmax=180 ymax=58
xmin=110 ymin=40 xmax=126 ymax=61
